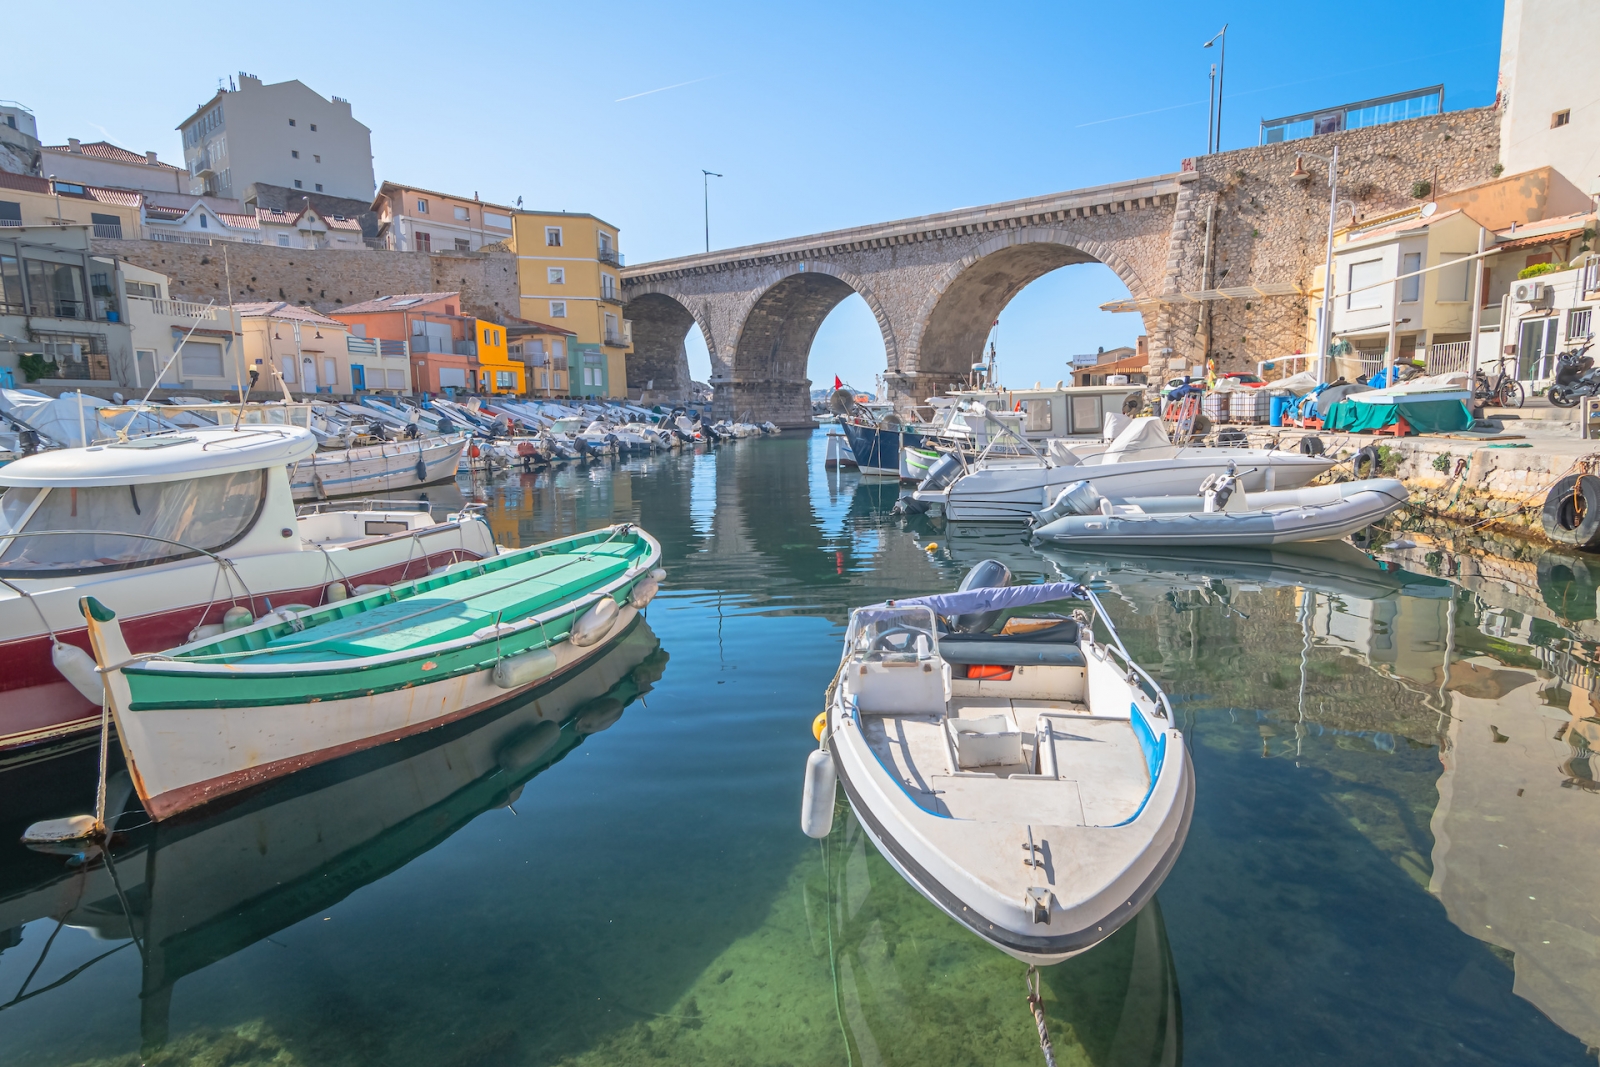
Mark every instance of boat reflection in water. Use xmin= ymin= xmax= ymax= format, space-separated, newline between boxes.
xmin=0 ymin=618 xmax=666 ymax=1058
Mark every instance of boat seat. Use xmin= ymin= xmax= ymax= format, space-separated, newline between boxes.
xmin=938 ymin=621 xmax=1085 ymax=668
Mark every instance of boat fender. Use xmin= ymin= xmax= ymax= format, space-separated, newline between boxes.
xmin=495 ymin=720 xmax=561 ymax=774
xmin=352 ymin=583 xmax=388 ymax=597
xmin=800 ymin=748 xmax=837 ymax=839
xmin=569 ymin=597 xmax=620 ymax=647
xmin=629 ymin=578 xmax=660 ymax=609
xmin=1299 ymin=435 xmax=1325 ymax=456
xmin=1352 ymin=444 xmax=1382 ymax=479
xmin=222 ymin=605 xmax=254 ymax=630
xmin=650 ymin=567 xmax=667 ymax=581
xmin=188 ymin=623 xmax=226 ymax=643
xmin=416 ymin=456 xmax=429 ymax=482
xmin=812 ymin=710 xmax=829 ymax=742
xmin=1541 ymin=474 xmax=1600 ymax=548
xmin=52 ymin=642 xmax=104 ymax=704
xmin=574 ymin=695 xmax=625 ymax=735
xmin=325 ymin=582 xmax=349 ymax=603
xmin=494 ymin=646 xmax=559 ymax=689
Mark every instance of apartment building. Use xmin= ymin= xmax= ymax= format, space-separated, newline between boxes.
xmin=0 ymin=225 xmax=132 ymax=388
xmin=371 ymin=182 xmax=514 ymax=253
xmin=120 ymin=260 xmax=244 ymax=391
xmin=507 ymin=211 xmax=630 ymax=398
xmin=177 ymin=73 xmax=375 ymax=204
xmin=331 ymin=292 xmax=474 ymax=395
xmin=0 ymin=171 xmax=141 ymax=238
xmin=1499 ymin=0 xmax=1600 ymax=194
xmin=236 ymin=302 xmax=364 ymax=397
xmin=508 ymin=318 xmax=577 ymax=396
xmin=39 ymin=139 xmax=183 ymax=195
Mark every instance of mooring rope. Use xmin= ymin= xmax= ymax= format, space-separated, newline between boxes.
xmin=1026 ymin=966 xmax=1057 ymax=1067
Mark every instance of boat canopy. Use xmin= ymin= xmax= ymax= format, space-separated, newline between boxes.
xmin=1102 ymin=417 xmax=1172 ymax=461
xmin=0 ymin=426 xmax=316 ymax=488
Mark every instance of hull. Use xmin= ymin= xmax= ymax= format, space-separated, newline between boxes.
xmin=0 ymin=519 xmax=496 ymax=751
xmin=839 ymin=420 xmax=924 ymax=477
xmin=926 ymin=451 xmax=1336 ymax=522
xmin=290 ymin=434 xmax=469 ymax=501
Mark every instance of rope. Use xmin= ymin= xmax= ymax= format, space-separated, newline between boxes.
xmin=822 ymin=832 xmax=854 ymax=1067
xmin=1026 ymin=966 xmax=1057 ymax=1067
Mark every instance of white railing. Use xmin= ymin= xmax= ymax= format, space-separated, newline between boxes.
xmin=125 ymin=295 xmax=219 ymax=319
xmin=1427 ymin=341 xmax=1471 ymax=374
xmin=0 ymin=218 xmax=22 ymax=228
xmin=148 ymin=231 xmax=262 ymax=246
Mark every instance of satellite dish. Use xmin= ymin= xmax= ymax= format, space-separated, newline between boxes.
xmin=1420 ymin=202 xmax=1438 ymax=217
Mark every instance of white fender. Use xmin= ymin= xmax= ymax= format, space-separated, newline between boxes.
xmin=800 ymin=747 xmax=837 ymax=839
xmin=629 ymin=578 xmax=660 ymax=609
xmin=52 ymin=642 xmax=103 ymax=705
xmin=569 ymin=597 xmax=619 ymax=647
xmin=494 ymin=646 xmax=559 ymax=689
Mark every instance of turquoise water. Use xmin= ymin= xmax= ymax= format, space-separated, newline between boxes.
xmin=0 ymin=430 xmax=1597 ymax=1065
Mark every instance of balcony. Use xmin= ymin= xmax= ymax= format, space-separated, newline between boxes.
xmin=149 ymin=231 xmax=262 ymax=246
xmin=0 ymin=218 xmax=20 ymax=228
xmin=408 ymin=334 xmax=475 ymax=357
xmin=28 ymin=299 xmax=89 ymax=321
xmin=127 ymin=296 xmax=217 ymax=319
xmin=92 ymin=223 xmax=123 ymax=240
xmin=597 ymin=248 xmax=625 ymax=267
xmin=454 ymin=339 xmax=476 ymax=357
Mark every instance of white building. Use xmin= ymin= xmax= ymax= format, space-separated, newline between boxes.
xmin=1498 ymin=0 xmax=1600 ymax=195
xmin=176 ymin=73 xmax=375 ymax=205
xmin=118 ymin=260 xmax=244 ymax=391
xmin=39 ymin=139 xmax=183 ymax=195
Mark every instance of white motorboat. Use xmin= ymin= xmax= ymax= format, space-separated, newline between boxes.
xmin=291 ymin=432 xmax=470 ymax=500
xmin=1030 ymin=475 xmax=1409 ymax=547
xmin=0 ymin=425 xmax=496 ymax=751
xmin=802 ymin=565 xmax=1193 ymax=964
xmin=913 ymin=417 xmax=1336 ymax=522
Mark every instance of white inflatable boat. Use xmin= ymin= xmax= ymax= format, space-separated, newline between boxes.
xmin=1030 ymin=476 xmax=1408 ymax=548
xmin=801 ymin=567 xmax=1193 ymax=964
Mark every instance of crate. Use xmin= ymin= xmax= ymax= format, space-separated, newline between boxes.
xmin=1201 ymin=394 xmax=1230 ymax=421
xmin=1228 ymin=389 xmax=1270 ymax=424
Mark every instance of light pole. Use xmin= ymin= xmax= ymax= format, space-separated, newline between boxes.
xmin=1204 ymin=25 xmax=1227 ymax=153
xmin=1207 ymin=64 xmax=1217 ymax=154
xmin=1300 ymin=147 xmax=1342 ymax=383
xmin=702 ymin=169 xmax=722 ymax=253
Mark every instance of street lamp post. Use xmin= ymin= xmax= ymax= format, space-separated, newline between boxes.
xmin=702 ymin=169 xmax=723 ymax=253
xmin=1207 ymin=64 xmax=1217 ymax=154
xmin=1204 ymin=25 xmax=1228 ymax=153
xmin=1296 ymin=147 xmax=1343 ymax=383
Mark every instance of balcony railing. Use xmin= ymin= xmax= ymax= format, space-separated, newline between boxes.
xmin=598 ymin=289 xmax=625 ymax=306
xmin=149 ymin=231 xmax=263 ymax=246
xmin=28 ymin=299 xmax=89 ymax=321
xmin=408 ymin=335 xmax=474 ymax=357
xmin=1427 ymin=341 xmax=1472 ymax=374
xmin=598 ymin=249 xmax=625 ymax=267
xmin=92 ymin=224 xmax=123 ymax=239
xmin=0 ymin=218 xmax=21 ymax=228
xmin=127 ymin=296 xmax=218 ymax=319
xmin=454 ymin=339 xmax=476 ymax=357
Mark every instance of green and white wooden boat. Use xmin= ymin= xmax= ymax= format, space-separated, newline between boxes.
xmin=82 ymin=523 xmax=662 ymax=820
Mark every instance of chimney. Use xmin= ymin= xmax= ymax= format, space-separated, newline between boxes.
xmin=67 ymin=138 xmax=82 ymax=153
xmin=146 ymin=151 xmax=159 ymax=165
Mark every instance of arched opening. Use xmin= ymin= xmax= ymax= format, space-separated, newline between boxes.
xmin=625 ymin=291 xmax=706 ymax=405
xmin=805 ymin=293 xmax=888 ymax=404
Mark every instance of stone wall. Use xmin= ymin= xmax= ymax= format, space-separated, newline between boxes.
xmin=1160 ymin=107 xmax=1503 ymax=374
xmin=91 ymin=238 xmax=521 ymax=322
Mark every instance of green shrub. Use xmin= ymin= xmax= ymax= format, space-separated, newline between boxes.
xmin=17 ymin=354 xmax=57 ymax=382
xmin=1431 ymin=453 xmax=1451 ymax=472
xmin=1518 ymin=262 xmax=1559 ymax=279
xmin=1376 ymin=445 xmax=1401 ymax=476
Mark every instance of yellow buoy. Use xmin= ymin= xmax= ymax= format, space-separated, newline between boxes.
xmin=925 ymin=542 xmax=939 ymax=553
xmin=812 ymin=710 xmax=828 ymax=741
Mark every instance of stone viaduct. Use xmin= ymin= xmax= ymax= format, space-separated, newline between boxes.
xmin=621 ymin=173 xmax=1193 ymax=425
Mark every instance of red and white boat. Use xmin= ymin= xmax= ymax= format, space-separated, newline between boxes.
xmin=0 ymin=425 xmax=496 ymax=752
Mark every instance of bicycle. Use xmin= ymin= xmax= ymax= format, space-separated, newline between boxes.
xmin=1474 ymin=358 xmax=1525 ymax=408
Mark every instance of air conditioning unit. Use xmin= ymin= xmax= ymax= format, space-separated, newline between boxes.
xmin=1513 ymin=280 xmax=1550 ymax=304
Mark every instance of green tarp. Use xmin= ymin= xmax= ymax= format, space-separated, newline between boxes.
xmin=1322 ymin=398 xmax=1473 ymax=434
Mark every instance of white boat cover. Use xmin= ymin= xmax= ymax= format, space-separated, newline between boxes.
xmin=1102 ymin=417 xmax=1173 ymax=462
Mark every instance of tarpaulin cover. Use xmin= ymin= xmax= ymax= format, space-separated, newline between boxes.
xmin=864 ymin=581 xmax=1087 ymax=620
xmin=1323 ymin=398 xmax=1472 ymax=434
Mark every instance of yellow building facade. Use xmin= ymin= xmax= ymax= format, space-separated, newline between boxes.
xmin=507 ymin=211 xmax=630 ymax=398
xmin=472 ymin=318 xmax=524 ymax=394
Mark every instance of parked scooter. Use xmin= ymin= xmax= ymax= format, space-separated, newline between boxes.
xmin=1548 ymin=343 xmax=1598 ymax=408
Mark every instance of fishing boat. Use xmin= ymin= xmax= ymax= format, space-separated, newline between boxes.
xmin=1030 ymin=473 xmax=1408 ymax=547
xmin=912 ymin=416 xmax=1337 ymax=522
xmin=0 ymin=425 xmax=495 ymax=752
xmin=801 ymin=564 xmax=1193 ymax=963
xmin=82 ymin=523 xmax=662 ymax=820
xmin=290 ymin=431 xmax=471 ymax=500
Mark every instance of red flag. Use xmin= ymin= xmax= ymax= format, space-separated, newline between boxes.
xmin=834 ymin=375 xmax=843 ymax=390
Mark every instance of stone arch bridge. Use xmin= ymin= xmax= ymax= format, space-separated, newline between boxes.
xmin=622 ymin=171 xmax=1197 ymax=425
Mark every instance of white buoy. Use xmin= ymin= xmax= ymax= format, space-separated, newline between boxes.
xmin=569 ymin=597 xmax=619 ymax=647
xmin=800 ymin=748 xmax=837 ymax=839
xmin=222 ymin=605 xmax=254 ymax=630
xmin=493 ymin=646 xmax=558 ymax=689
xmin=52 ymin=642 xmax=103 ymax=704
xmin=21 ymin=814 xmax=99 ymax=846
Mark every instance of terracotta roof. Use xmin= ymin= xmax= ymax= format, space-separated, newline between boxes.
xmin=85 ymin=186 xmax=142 ymax=207
xmin=144 ymin=204 xmax=187 ymax=220
xmin=233 ymin=301 xmax=346 ymax=327
xmin=255 ymin=208 xmax=299 ymax=225
xmin=374 ymin=180 xmax=514 ymax=215
xmin=0 ymin=171 xmax=50 ymax=194
xmin=218 ymin=212 xmax=259 ymax=229
xmin=1495 ymin=227 xmax=1588 ymax=254
xmin=333 ymin=292 xmax=460 ymax=315
xmin=324 ymin=214 xmax=362 ymax=231
xmin=42 ymin=141 xmax=179 ymax=170
xmin=505 ymin=316 xmax=578 ymax=336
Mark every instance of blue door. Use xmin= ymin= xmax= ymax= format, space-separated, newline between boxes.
xmin=350 ymin=364 xmax=366 ymax=391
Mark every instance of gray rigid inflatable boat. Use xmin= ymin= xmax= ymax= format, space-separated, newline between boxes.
xmin=1031 ymin=478 xmax=1408 ymax=548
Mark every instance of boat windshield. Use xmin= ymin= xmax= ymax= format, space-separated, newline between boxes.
xmin=844 ymin=605 xmax=941 ymax=666
xmin=0 ymin=469 xmax=267 ymax=577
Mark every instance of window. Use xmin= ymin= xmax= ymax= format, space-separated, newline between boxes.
xmin=1346 ymin=259 xmax=1384 ymax=310
xmin=1553 ymin=110 xmax=1571 ymax=128
xmin=1571 ymin=308 xmax=1593 ymax=342
xmin=182 ymin=341 xmax=225 ymax=378
xmin=309 ymin=123 xmax=317 ymax=132
xmin=601 ymin=274 xmax=616 ymax=299
xmin=289 ymin=119 xmax=296 ymax=126
xmin=1020 ymin=399 xmax=1053 ymax=432
xmin=1400 ymin=251 xmax=1422 ymax=302
xmin=438 ymin=367 xmax=468 ymax=389
xmin=604 ymin=312 xmax=619 ymax=341
xmin=1437 ymin=253 xmax=1471 ymax=302
xmin=454 ymin=206 xmax=470 ymax=221
xmin=415 ymin=231 xmax=431 ymax=252
xmin=550 ymin=300 xmax=566 ymax=318
xmin=313 ymin=154 xmax=320 ymax=163
xmin=454 ymin=238 xmax=471 ymax=252
xmin=323 ymin=358 xmax=337 ymax=386
xmin=0 ymin=469 xmax=266 ymax=577
xmin=280 ymin=356 xmax=295 ymax=383
xmin=599 ymin=231 xmax=612 ymax=254
xmin=125 ymin=281 xmax=159 ymax=299
xmin=199 ymin=214 xmax=208 ymax=229
xmin=53 ymin=182 xmax=85 ymax=195
xmin=548 ymin=267 xmax=565 ymax=284
xmin=0 ymin=200 xmax=20 ymax=223
xmin=417 ymin=198 xmax=429 ymax=214
xmin=24 ymin=259 xmax=88 ymax=318
xmin=315 ymin=184 xmax=323 ymax=192
xmin=386 ymin=369 xmax=406 ymax=389
xmin=277 ymin=234 xmax=291 ymax=247
xmin=546 ymin=227 xmax=562 ymax=247
xmin=292 ymin=150 xmax=300 ymax=159
xmin=294 ymin=180 xmax=303 ymax=189
xmin=495 ymin=370 xmax=516 ymax=389
xmin=1 ymin=255 xmax=24 ymax=313
xmin=485 ymin=212 xmax=510 ymax=230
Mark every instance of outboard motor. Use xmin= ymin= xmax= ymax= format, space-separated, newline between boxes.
xmin=1032 ymin=480 xmax=1101 ymax=526
xmin=919 ymin=453 xmax=965 ymax=495
xmin=949 ymin=559 xmax=1012 ymax=633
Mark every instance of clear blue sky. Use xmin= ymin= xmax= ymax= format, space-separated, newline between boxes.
xmin=9 ymin=0 xmax=1504 ymax=393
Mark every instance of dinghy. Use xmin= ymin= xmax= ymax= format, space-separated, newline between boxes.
xmin=1030 ymin=474 xmax=1408 ymax=548
xmin=82 ymin=523 xmax=662 ymax=820
xmin=803 ymin=566 xmax=1193 ymax=964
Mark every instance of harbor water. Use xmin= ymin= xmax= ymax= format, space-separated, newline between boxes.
xmin=2 ymin=430 xmax=1599 ymax=1065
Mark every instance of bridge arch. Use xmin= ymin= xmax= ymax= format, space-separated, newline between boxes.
xmin=623 ymin=289 xmax=717 ymax=404
xmin=901 ymin=227 xmax=1152 ymax=401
